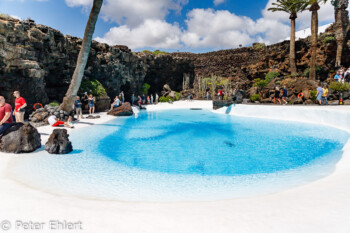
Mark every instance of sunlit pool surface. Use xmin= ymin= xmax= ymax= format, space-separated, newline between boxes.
xmin=9 ymin=109 xmax=349 ymax=201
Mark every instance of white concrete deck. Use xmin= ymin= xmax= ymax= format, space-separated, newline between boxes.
xmin=0 ymin=101 xmax=350 ymax=233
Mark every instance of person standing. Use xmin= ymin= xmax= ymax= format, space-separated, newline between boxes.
xmin=322 ymin=84 xmax=329 ymax=105
xmin=137 ymin=95 xmax=142 ymax=107
xmin=339 ymin=67 xmax=345 ymax=83
xmin=147 ymin=96 xmax=150 ymax=104
xmin=151 ymin=94 xmax=154 ymax=104
xmin=274 ymin=87 xmax=282 ymax=105
xmin=88 ymin=94 xmax=95 ymax=115
xmin=155 ymin=93 xmax=159 ymax=104
xmin=120 ymin=91 xmax=125 ymax=103
xmin=316 ymin=83 xmax=323 ymax=105
xmin=132 ymin=94 xmax=135 ymax=106
xmin=206 ymin=91 xmax=210 ymax=100
xmin=344 ymin=68 xmax=350 ymax=83
xmin=142 ymin=94 xmax=146 ymax=104
xmin=74 ymin=96 xmax=83 ymax=120
xmin=0 ymin=96 xmax=13 ymax=136
xmin=282 ymin=86 xmax=288 ymax=105
xmin=82 ymin=92 xmax=89 ymax=110
xmin=218 ymin=89 xmax=223 ymax=100
xmin=13 ymin=91 xmax=27 ymax=123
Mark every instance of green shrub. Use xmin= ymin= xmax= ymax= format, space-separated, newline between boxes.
xmin=153 ymin=50 xmax=168 ymax=55
xmin=323 ymin=36 xmax=335 ymax=44
xmin=265 ymin=71 xmax=280 ymax=82
xmin=0 ymin=13 xmax=13 ymax=20
xmin=250 ymin=94 xmax=260 ymax=102
xmin=141 ymin=50 xmax=153 ymax=55
xmin=253 ymin=78 xmax=267 ymax=88
xmin=49 ymin=101 xmax=60 ymax=107
xmin=253 ymin=43 xmax=266 ymax=50
xmin=141 ymin=83 xmax=151 ymax=95
xmin=175 ymin=92 xmax=181 ymax=101
xmin=310 ymin=90 xmax=317 ymax=100
xmin=253 ymin=71 xmax=280 ymax=89
xmin=303 ymin=66 xmax=324 ymax=77
xmin=159 ymin=96 xmax=174 ymax=102
xmin=79 ymin=79 xmax=107 ymax=97
xmin=329 ymin=81 xmax=350 ymax=91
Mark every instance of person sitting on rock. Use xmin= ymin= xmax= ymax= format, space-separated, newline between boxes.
xmin=110 ymin=96 xmax=121 ymax=111
xmin=13 ymin=91 xmax=27 ymax=123
xmin=334 ymin=71 xmax=341 ymax=82
xmin=48 ymin=115 xmax=74 ymax=128
xmin=0 ymin=96 xmax=13 ymax=136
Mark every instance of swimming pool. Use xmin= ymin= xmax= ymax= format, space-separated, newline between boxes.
xmin=8 ymin=109 xmax=349 ymax=201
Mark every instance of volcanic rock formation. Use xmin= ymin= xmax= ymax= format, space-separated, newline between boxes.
xmin=0 ymin=123 xmax=41 ymax=153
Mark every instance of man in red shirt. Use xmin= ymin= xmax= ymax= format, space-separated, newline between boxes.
xmin=0 ymin=96 xmax=13 ymax=136
xmin=13 ymin=91 xmax=27 ymax=123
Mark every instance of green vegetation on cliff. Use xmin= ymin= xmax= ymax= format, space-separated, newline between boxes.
xmin=79 ymin=79 xmax=107 ymax=97
xmin=250 ymin=94 xmax=260 ymax=102
xmin=254 ymin=71 xmax=280 ymax=89
xmin=329 ymin=81 xmax=350 ymax=91
xmin=159 ymin=96 xmax=174 ymax=102
xmin=141 ymin=83 xmax=151 ymax=95
xmin=142 ymin=50 xmax=168 ymax=56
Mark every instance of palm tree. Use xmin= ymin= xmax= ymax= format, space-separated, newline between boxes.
xmin=332 ymin=0 xmax=349 ymax=67
xmin=60 ymin=0 xmax=103 ymax=112
xmin=305 ymin=0 xmax=327 ymax=80
xmin=268 ymin=0 xmax=308 ymax=75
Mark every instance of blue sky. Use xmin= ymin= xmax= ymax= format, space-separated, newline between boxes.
xmin=0 ymin=0 xmax=343 ymax=53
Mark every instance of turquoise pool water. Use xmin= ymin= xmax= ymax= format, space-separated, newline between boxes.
xmin=9 ymin=109 xmax=350 ymax=201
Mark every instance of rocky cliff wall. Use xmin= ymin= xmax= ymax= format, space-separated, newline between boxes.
xmin=171 ymin=23 xmax=350 ymax=93
xmin=0 ymin=16 xmax=193 ymax=110
xmin=1 ymin=15 xmax=349 ymax=110
xmin=0 ymin=16 xmax=152 ymax=108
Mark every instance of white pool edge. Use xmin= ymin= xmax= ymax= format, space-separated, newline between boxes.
xmin=1 ymin=101 xmax=350 ymax=233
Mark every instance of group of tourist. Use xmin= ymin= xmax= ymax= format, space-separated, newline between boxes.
xmin=333 ymin=67 xmax=350 ymax=83
xmin=273 ymin=86 xmax=288 ymax=105
xmin=0 ymin=91 xmax=27 ymax=136
xmin=133 ymin=93 xmax=159 ymax=107
xmin=316 ymin=83 xmax=329 ymax=105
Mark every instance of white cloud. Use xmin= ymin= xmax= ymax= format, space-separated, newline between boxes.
xmin=65 ymin=0 xmax=188 ymax=27
xmin=72 ymin=0 xmax=344 ymax=51
xmin=181 ymin=9 xmax=256 ymax=49
xmin=262 ymin=0 xmax=347 ymax=30
xmin=65 ymin=0 xmax=92 ymax=7
xmin=214 ymin=0 xmax=226 ymax=6
xmin=95 ymin=19 xmax=182 ymax=49
xmin=10 ymin=14 xmax=21 ymax=20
